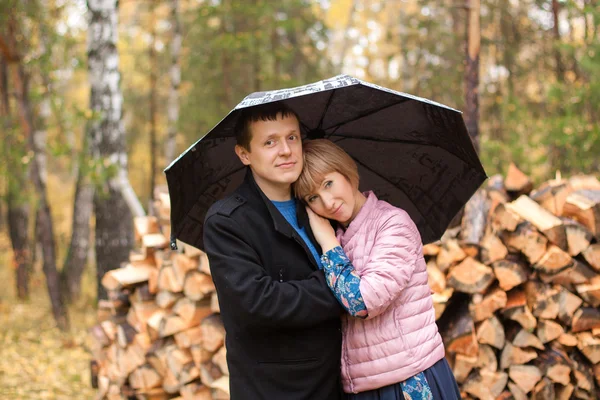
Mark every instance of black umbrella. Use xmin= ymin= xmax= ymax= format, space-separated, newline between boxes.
xmin=165 ymin=74 xmax=487 ymax=249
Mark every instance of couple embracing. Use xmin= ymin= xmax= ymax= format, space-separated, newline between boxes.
xmin=202 ymin=102 xmax=461 ymax=400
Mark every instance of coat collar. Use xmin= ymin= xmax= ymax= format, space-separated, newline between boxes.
xmin=337 ymin=191 xmax=377 ymax=243
xmin=238 ymin=168 xmax=319 ymax=267
xmin=239 ymin=168 xmax=295 ymax=237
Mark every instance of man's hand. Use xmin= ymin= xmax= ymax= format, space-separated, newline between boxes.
xmin=306 ymin=207 xmax=340 ymax=253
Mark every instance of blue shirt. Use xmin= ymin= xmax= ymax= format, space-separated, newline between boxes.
xmin=272 ymin=199 xmax=321 ymax=264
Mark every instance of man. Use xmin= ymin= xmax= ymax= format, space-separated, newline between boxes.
xmin=203 ymin=102 xmax=343 ymax=399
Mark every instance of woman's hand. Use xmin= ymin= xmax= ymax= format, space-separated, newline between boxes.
xmin=306 ymin=207 xmax=340 ymax=253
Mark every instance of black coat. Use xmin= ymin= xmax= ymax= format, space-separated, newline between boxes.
xmin=203 ymin=169 xmax=343 ymax=400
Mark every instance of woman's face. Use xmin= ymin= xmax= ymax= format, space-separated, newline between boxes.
xmin=304 ymin=171 xmax=362 ymax=226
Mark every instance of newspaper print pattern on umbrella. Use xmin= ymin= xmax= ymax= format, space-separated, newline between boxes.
xmin=165 ymin=74 xmax=487 ymax=249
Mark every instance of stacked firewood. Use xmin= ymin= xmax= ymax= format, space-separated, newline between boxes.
xmin=431 ymin=165 xmax=600 ymax=400
xmin=90 ymin=188 xmax=230 ymax=400
xmin=91 ymin=166 xmax=600 ymax=399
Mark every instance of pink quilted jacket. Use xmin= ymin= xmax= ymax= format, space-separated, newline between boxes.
xmin=336 ymin=191 xmax=445 ymax=393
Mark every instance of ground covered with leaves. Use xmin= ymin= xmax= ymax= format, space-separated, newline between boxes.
xmin=0 ymin=235 xmax=97 ymax=399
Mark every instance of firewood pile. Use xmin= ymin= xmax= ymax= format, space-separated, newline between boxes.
xmin=90 ymin=165 xmax=600 ymax=400
xmin=90 ymin=187 xmax=229 ymax=400
xmin=431 ymin=164 xmax=600 ymax=399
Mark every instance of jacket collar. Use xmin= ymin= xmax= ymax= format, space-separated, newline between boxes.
xmin=337 ymin=191 xmax=377 ymax=243
xmin=239 ymin=168 xmax=319 ymax=268
xmin=238 ymin=168 xmax=316 ymax=240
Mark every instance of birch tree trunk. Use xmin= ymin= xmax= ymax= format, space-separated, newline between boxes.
xmin=87 ymin=0 xmax=135 ymax=301
xmin=1 ymin=18 xmax=69 ymax=330
xmin=165 ymin=0 xmax=181 ymax=164
xmin=464 ymin=0 xmax=480 ymax=153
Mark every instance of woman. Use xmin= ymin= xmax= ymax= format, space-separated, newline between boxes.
xmin=293 ymin=139 xmax=461 ymax=400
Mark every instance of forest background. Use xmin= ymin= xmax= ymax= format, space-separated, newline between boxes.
xmin=0 ymin=0 xmax=598 ymax=398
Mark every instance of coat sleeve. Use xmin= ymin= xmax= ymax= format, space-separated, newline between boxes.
xmin=203 ymin=213 xmax=343 ymax=329
xmin=359 ymin=212 xmax=421 ymax=319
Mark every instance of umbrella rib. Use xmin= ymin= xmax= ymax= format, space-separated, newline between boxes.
xmin=317 ymin=90 xmax=337 ymax=129
xmin=323 ymin=98 xmax=408 ymax=132
xmin=348 ymin=153 xmax=438 ymax=240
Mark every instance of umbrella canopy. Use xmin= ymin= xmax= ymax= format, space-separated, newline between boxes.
xmin=165 ymin=74 xmax=487 ymax=249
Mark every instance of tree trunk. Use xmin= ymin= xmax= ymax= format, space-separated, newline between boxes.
xmin=149 ymin=2 xmax=157 ymax=203
xmin=4 ymin=21 xmax=69 ymax=330
xmin=551 ymin=0 xmax=564 ymax=82
xmin=165 ymin=0 xmax=181 ymax=165
xmin=88 ymin=0 xmax=135 ymax=301
xmin=7 ymin=189 xmax=31 ymax=300
xmin=61 ymin=162 xmax=94 ymax=302
xmin=0 ymin=54 xmax=31 ymax=300
xmin=464 ymin=0 xmax=480 ymax=153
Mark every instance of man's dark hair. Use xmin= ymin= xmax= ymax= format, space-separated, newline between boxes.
xmin=234 ymin=102 xmax=300 ymax=151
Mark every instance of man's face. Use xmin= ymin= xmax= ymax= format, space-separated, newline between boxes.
xmin=235 ymin=113 xmax=303 ymax=197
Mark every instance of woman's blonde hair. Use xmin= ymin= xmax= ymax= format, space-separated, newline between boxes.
xmin=294 ymin=139 xmax=359 ymax=201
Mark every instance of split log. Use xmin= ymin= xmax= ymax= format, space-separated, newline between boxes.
xmin=129 ymin=364 xmax=162 ymax=391
xmin=492 ymin=258 xmax=529 ymax=291
xmin=439 ymin=300 xmax=479 ymax=357
xmin=575 ymin=275 xmax=600 ymax=308
xmin=156 ymin=290 xmax=184 ymax=309
xmin=200 ymin=315 xmax=226 ymax=353
xmin=572 ymin=307 xmax=600 ymax=333
xmin=143 ymin=233 xmax=169 ymax=250
xmin=501 ymin=222 xmax=548 ymax=264
xmin=562 ymin=218 xmax=593 ymax=256
xmin=524 ymin=281 xmax=560 ymax=319
xmin=502 ymin=289 xmax=537 ymax=331
xmin=536 ymin=319 xmax=564 ymax=344
xmin=426 ymin=260 xmax=446 ymax=293
xmin=476 ymin=344 xmax=498 ymax=372
xmin=577 ymin=331 xmax=600 ymax=364
xmin=172 ymin=254 xmax=199 ymax=288
xmin=563 ymin=189 xmax=600 ymax=237
xmin=507 ymin=381 xmax=528 ymax=400
xmin=199 ymin=361 xmax=223 ymax=388
xmin=534 ymin=348 xmax=571 ymax=385
xmin=582 ymin=244 xmax=600 ymax=272
xmin=210 ymin=376 xmax=230 ymax=400
xmin=423 ymin=243 xmax=440 ymax=256
xmin=556 ymin=384 xmax=575 ymax=400
xmin=499 ymin=341 xmax=537 ymax=369
xmin=557 ymin=332 xmax=579 ymax=347
xmin=510 ymin=328 xmax=544 ymax=350
xmin=504 ymin=163 xmax=533 ymax=195
xmin=460 ymin=188 xmax=490 ymax=255
xmin=179 ymin=382 xmax=212 ymax=400
xmin=436 ymin=239 xmax=467 ymax=272
xmin=506 ymin=195 xmax=567 ymax=249
xmin=183 ymin=270 xmax=216 ymax=301
xmin=479 ymin=232 xmax=508 ymax=265
xmin=102 ymin=265 xmax=155 ymax=291
xmin=452 ymin=354 xmax=477 ymax=383
xmin=134 ymin=216 xmax=160 ymax=241
xmin=469 ymin=287 xmax=507 ymax=322
xmin=532 ymin=245 xmax=572 ymax=275
xmin=508 ymin=365 xmax=542 ymax=394
xmin=446 ymin=257 xmax=494 ymax=294
xmin=530 ymin=377 xmax=554 ymax=400
xmin=462 ymin=370 xmax=508 ymax=400
xmin=530 ymin=180 xmax=569 ymax=215
xmin=212 ymin=346 xmax=228 ymax=376
xmin=174 ymin=326 xmax=203 ymax=349
xmin=540 ymin=259 xmax=596 ymax=288
xmin=157 ymin=265 xmax=184 ymax=293
xmin=491 ymin=203 xmax=522 ymax=232
xmin=476 ymin=315 xmax=505 ymax=349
